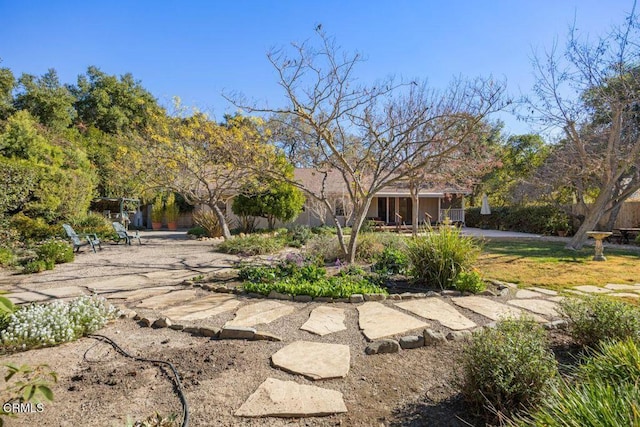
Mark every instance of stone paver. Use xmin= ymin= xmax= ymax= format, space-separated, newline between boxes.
xmin=527 ymin=287 xmax=559 ymax=296
xmin=235 ymin=378 xmax=347 ymax=418
xmin=548 ymin=296 xmax=566 ymax=303
xmin=610 ymin=292 xmax=640 ymax=298
xmin=161 ymin=294 xmax=241 ymax=321
xmin=225 ymin=300 xmax=295 ymax=328
xmin=135 ymin=289 xmax=200 ymax=309
xmin=7 ymin=291 xmax=57 ymax=304
xmin=300 ymin=306 xmax=346 ymax=336
xmin=105 ymin=286 xmax=179 ymax=301
xmin=573 ymin=285 xmax=612 ymax=294
xmin=395 ymin=298 xmax=476 ymax=330
xmin=452 ymin=296 xmax=546 ymax=322
xmin=86 ymin=277 xmax=146 ymax=294
xmin=514 ymin=289 xmax=544 ymax=299
xmin=604 ymin=283 xmax=640 ymax=291
xmin=271 ymin=341 xmax=350 ymax=380
xmin=357 ymin=302 xmax=428 ymax=341
xmin=507 ymin=299 xmax=559 ymax=317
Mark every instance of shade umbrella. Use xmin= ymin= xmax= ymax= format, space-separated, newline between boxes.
xmin=480 ymin=193 xmax=491 ymax=215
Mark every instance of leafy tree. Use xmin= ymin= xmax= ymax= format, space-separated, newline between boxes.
xmin=527 ymin=9 xmax=640 ymax=249
xmin=0 ymin=110 xmax=96 ymax=221
xmin=141 ymin=109 xmax=278 ymax=239
xmin=477 ymin=133 xmax=550 ymax=206
xmin=0 ymin=63 xmax=15 ymax=120
xmin=230 ymin=30 xmax=506 ymax=262
xmin=71 ymin=66 xmax=163 ymax=134
xmin=232 ymin=169 xmax=305 ymax=229
xmin=14 ymin=69 xmax=77 ymax=131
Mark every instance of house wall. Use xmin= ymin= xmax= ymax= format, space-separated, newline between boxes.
xmin=419 ymin=198 xmax=439 ymax=224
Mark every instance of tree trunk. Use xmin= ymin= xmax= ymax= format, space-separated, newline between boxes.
xmin=212 ymin=203 xmax=232 ymax=240
xmin=603 ymin=202 xmax=623 ymax=231
xmin=346 ymin=199 xmax=373 ymax=263
xmin=411 ymin=190 xmax=420 ymax=237
xmin=566 ymin=187 xmax=613 ymax=250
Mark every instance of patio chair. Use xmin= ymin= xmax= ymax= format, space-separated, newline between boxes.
xmin=112 ymin=222 xmax=141 ymax=245
xmin=62 ymin=224 xmax=102 ymax=253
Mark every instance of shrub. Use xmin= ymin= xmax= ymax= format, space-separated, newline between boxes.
xmin=192 ymin=209 xmax=223 ymax=238
xmin=520 ymin=338 xmax=640 ymax=426
xmin=559 ymin=296 xmax=640 ymax=348
xmin=459 ymin=317 xmax=558 ymax=421
xmin=187 ymin=226 xmax=207 ymax=238
xmin=1 ymin=363 xmax=57 ymax=425
xmin=66 ymin=212 xmax=115 ymax=240
xmin=465 ymin=205 xmax=573 ymax=235
xmin=453 ymin=271 xmax=486 ymax=294
xmin=304 ymin=234 xmax=345 ymax=263
xmin=0 ymin=247 xmax=17 ymax=267
xmin=10 ymin=213 xmax=59 ymax=241
xmin=1 ymin=296 xmax=119 ymax=350
xmin=285 ymin=225 xmax=314 ymax=248
xmin=22 ymin=259 xmax=53 ymax=274
xmin=355 ymin=233 xmax=385 ymax=262
xmin=372 ymin=247 xmax=409 ymax=275
xmin=407 ymin=226 xmax=481 ymax=289
xmin=35 ymin=240 xmax=74 ymax=264
xmin=216 ymin=234 xmax=285 ymax=256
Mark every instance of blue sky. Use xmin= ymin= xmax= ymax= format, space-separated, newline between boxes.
xmin=0 ymin=1 xmax=634 ymax=136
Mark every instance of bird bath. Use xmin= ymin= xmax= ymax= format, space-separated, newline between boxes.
xmin=586 ymin=231 xmax=612 ymax=261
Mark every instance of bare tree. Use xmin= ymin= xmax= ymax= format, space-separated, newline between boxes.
xmin=228 ymin=31 xmax=505 ymax=262
xmin=527 ymin=6 xmax=640 ymax=249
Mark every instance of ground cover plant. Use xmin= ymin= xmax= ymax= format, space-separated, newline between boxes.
xmin=216 ymin=233 xmax=286 ymax=256
xmin=476 ymin=239 xmax=640 ymax=289
xmin=1 ymin=296 xmax=120 ymax=352
xmin=239 ymin=253 xmax=387 ymax=298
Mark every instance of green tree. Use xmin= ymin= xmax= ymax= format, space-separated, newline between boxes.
xmin=477 ymin=133 xmax=549 ymax=206
xmin=14 ymin=69 xmax=77 ymax=131
xmin=232 ymin=169 xmax=305 ymax=229
xmin=0 ymin=110 xmax=96 ymax=221
xmin=71 ymin=66 xmax=164 ymax=134
xmin=0 ymin=63 xmax=15 ymax=120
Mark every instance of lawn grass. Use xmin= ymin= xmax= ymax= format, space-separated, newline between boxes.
xmin=477 ymin=239 xmax=640 ymax=290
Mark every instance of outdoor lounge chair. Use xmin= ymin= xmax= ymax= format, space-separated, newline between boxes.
xmin=112 ymin=222 xmax=141 ymax=245
xmin=62 ymin=224 xmax=102 ymax=253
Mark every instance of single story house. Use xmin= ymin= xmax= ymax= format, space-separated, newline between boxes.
xmin=223 ymin=168 xmax=470 ymax=229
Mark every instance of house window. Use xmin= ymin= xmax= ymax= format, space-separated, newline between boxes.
xmin=335 ymin=199 xmax=345 ymax=216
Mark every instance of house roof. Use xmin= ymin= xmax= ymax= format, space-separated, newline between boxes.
xmin=293 ymin=168 xmax=470 ymax=197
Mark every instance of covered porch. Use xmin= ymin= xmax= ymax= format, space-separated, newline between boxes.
xmin=366 ymin=193 xmax=466 ymax=226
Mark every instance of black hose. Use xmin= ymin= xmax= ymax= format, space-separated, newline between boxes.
xmin=87 ymin=334 xmax=189 ymax=427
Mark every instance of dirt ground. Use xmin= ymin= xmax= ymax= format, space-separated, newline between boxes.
xmin=1 ymin=307 xmax=480 ymax=427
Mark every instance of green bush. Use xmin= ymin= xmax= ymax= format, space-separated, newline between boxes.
xmin=0 ymin=247 xmax=17 ymax=267
xmin=372 ymin=247 xmax=409 ymax=275
xmin=459 ymin=318 xmax=558 ymax=421
xmin=35 ymin=240 xmax=74 ymax=264
xmin=67 ymin=212 xmax=116 ymax=240
xmin=355 ymin=232 xmax=385 ymax=262
xmin=465 ymin=205 xmax=573 ymax=235
xmin=187 ymin=225 xmax=207 ymax=238
xmin=407 ymin=226 xmax=481 ymax=289
xmin=558 ymin=296 xmax=640 ymax=348
xmin=216 ymin=234 xmax=286 ymax=256
xmin=285 ymin=225 xmax=314 ymax=248
xmin=1 ymin=295 xmax=119 ymax=350
xmin=10 ymin=213 xmax=59 ymax=241
xmin=22 ymin=259 xmax=54 ymax=274
xmin=453 ymin=271 xmax=486 ymax=294
xmin=304 ymin=234 xmax=345 ymax=263
xmin=520 ymin=338 xmax=640 ymax=426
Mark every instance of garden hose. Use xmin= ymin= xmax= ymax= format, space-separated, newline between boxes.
xmin=86 ymin=334 xmax=189 ymax=427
